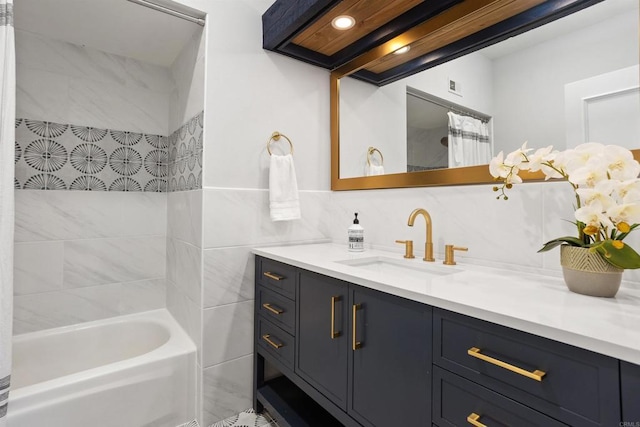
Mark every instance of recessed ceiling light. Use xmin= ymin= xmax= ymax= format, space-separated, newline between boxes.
xmin=331 ymin=15 xmax=355 ymax=30
xmin=393 ymin=45 xmax=411 ymax=55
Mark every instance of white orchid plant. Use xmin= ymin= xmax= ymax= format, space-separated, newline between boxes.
xmin=489 ymin=142 xmax=640 ymax=269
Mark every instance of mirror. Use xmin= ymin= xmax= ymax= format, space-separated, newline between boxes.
xmin=331 ymin=0 xmax=639 ymax=189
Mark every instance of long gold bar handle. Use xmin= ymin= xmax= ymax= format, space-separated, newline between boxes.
xmin=352 ymin=304 xmax=362 ymax=350
xmin=263 ymin=271 xmax=284 ymax=281
xmin=467 ymin=347 xmax=546 ymax=381
xmin=467 ymin=413 xmax=487 ymax=427
xmin=331 ymin=296 xmax=341 ymax=339
xmin=262 ymin=303 xmax=283 ymax=315
xmin=262 ymin=334 xmax=283 ymax=349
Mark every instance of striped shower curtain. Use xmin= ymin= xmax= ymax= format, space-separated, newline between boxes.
xmin=447 ymin=111 xmax=491 ymax=168
xmin=0 ymin=0 xmax=14 ymax=424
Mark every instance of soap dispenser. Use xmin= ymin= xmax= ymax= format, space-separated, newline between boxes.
xmin=348 ymin=213 xmax=364 ymax=252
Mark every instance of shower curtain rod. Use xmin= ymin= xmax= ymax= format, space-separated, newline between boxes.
xmin=407 ymin=88 xmax=491 ymax=123
xmin=127 ymin=0 xmax=205 ymax=26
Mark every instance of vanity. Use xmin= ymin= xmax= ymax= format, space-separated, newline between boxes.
xmin=252 ymin=244 xmax=640 ymax=427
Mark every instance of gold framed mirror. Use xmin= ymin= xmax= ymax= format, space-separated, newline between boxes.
xmin=330 ymin=0 xmax=639 ymax=190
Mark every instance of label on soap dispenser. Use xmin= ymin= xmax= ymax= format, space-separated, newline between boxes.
xmin=348 ymin=228 xmax=364 ymax=252
xmin=348 ymin=213 xmax=364 ymax=252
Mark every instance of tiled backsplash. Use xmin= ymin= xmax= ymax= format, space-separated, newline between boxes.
xmin=14 ymin=111 xmax=203 ymax=192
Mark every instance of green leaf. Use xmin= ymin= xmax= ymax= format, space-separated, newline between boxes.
xmin=594 ymin=240 xmax=640 ymax=269
xmin=537 ymin=236 xmax=586 ymax=253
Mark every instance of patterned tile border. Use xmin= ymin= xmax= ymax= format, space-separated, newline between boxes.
xmin=14 ymin=111 xmax=203 ymax=193
xmin=168 ymin=111 xmax=203 ymax=192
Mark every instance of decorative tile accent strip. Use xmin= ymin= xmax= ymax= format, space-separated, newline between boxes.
xmin=177 ymin=420 xmax=200 ymax=427
xmin=168 ymin=111 xmax=203 ymax=192
xmin=0 ymin=374 xmax=10 ymax=418
xmin=14 ymin=111 xmax=203 ymax=193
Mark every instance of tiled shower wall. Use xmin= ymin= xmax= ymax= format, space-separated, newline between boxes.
xmin=13 ymin=31 xmax=176 ymax=333
xmin=165 ymin=25 xmax=206 ymax=424
xmin=13 ymin=191 xmax=167 ymax=334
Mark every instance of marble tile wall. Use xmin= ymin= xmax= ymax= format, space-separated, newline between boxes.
xmin=16 ymin=30 xmax=173 ymax=136
xmin=166 ymin=190 xmax=204 ymax=423
xmin=200 ymin=187 xmax=332 ymax=426
xmin=328 ymin=182 xmax=640 ymax=284
xmin=13 ymin=191 xmax=167 ymax=334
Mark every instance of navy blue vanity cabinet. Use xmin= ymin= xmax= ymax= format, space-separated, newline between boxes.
xmin=296 ymin=270 xmax=350 ymax=410
xmin=347 ymin=285 xmax=432 ymax=427
xmin=433 ymin=308 xmax=620 ymax=427
xmin=621 ymin=361 xmax=640 ymax=422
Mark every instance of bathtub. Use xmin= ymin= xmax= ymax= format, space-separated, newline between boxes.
xmin=7 ymin=309 xmax=196 ymax=427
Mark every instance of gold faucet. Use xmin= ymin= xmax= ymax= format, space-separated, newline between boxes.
xmin=407 ymin=208 xmax=435 ymax=262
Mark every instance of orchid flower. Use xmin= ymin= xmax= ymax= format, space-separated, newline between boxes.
xmin=490 ymin=142 xmax=640 ymax=269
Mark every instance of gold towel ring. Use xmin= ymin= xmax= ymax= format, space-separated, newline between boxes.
xmin=267 ymin=131 xmax=294 ymax=156
xmin=367 ymin=147 xmax=383 ymax=166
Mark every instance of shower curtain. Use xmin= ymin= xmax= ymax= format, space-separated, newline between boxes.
xmin=447 ymin=111 xmax=491 ymax=168
xmin=0 ymin=0 xmax=14 ymax=424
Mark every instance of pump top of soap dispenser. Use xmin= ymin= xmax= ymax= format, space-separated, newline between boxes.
xmin=353 ymin=213 xmax=359 ymax=224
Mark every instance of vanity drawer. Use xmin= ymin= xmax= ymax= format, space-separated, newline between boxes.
xmin=258 ymin=286 xmax=295 ymax=335
xmin=258 ymin=257 xmax=297 ymax=300
xmin=258 ymin=318 xmax=295 ymax=370
xmin=433 ymin=366 xmax=566 ymax=427
xmin=433 ymin=308 xmax=620 ymax=427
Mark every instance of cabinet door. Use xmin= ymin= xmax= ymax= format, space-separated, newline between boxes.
xmin=622 ymin=361 xmax=640 ymax=422
xmin=296 ymin=271 xmax=349 ymax=410
xmin=349 ymin=285 xmax=432 ymax=427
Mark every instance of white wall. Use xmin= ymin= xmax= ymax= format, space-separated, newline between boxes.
xmin=492 ymin=11 xmax=638 ymax=154
xmin=339 ymin=52 xmax=493 ymax=178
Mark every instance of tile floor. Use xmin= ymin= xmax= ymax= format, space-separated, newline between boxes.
xmin=177 ymin=409 xmax=279 ymax=427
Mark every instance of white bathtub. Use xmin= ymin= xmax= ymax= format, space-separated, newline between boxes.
xmin=7 ymin=309 xmax=196 ymax=427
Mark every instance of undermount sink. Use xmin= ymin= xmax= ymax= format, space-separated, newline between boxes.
xmin=336 ymin=256 xmax=462 ymax=280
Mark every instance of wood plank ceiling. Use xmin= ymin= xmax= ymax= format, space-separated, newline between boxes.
xmin=290 ymin=0 xmax=545 ymax=75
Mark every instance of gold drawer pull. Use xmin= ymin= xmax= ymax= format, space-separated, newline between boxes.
xmin=467 ymin=413 xmax=487 ymax=427
xmin=262 ymin=334 xmax=283 ymax=349
xmin=262 ymin=303 xmax=284 ymax=315
xmin=331 ymin=296 xmax=341 ymax=339
xmin=468 ymin=347 xmax=546 ymax=381
xmin=352 ymin=304 xmax=362 ymax=350
xmin=263 ymin=271 xmax=284 ymax=281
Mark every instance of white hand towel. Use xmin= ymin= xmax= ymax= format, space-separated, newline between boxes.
xmin=365 ymin=164 xmax=385 ymax=176
xmin=269 ymin=154 xmax=301 ymax=221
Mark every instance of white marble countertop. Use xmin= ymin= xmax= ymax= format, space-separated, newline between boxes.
xmin=253 ymin=243 xmax=640 ymax=365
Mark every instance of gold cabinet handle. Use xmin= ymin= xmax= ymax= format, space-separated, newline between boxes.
xmin=467 ymin=413 xmax=487 ymax=427
xmin=262 ymin=303 xmax=283 ymax=315
xmin=467 ymin=347 xmax=546 ymax=381
xmin=331 ymin=296 xmax=342 ymax=339
xmin=352 ymin=304 xmax=362 ymax=350
xmin=263 ymin=271 xmax=284 ymax=281
xmin=262 ymin=334 xmax=283 ymax=349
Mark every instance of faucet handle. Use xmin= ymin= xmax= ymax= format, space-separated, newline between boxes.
xmin=444 ymin=244 xmax=468 ymax=265
xmin=395 ymin=240 xmax=415 ymax=259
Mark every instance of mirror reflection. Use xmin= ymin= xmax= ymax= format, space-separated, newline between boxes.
xmin=338 ymin=0 xmax=639 ymax=179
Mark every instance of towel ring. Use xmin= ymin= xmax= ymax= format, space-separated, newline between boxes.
xmin=267 ymin=131 xmax=294 ymax=156
xmin=367 ymin=147 xmax=383 ymax=166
